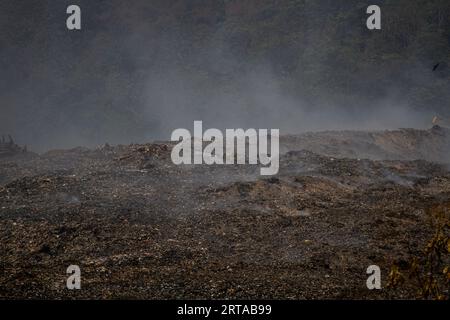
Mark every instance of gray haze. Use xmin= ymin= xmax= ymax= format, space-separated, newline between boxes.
xmin=0 ymin=0 xmax=448 ymax=151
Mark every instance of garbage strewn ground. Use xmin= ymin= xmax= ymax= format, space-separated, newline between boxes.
xmin=0 ymin=126 xmax=449 ymax=299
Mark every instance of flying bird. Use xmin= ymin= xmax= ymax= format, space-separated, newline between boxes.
xmin=432 ymin=63 xmax=440 ymax=71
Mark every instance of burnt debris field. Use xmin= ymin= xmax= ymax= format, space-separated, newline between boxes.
xmin=1 ymin=126 xmax=449 ymax=299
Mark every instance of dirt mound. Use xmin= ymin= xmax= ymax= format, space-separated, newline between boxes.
xmin=282 ymin=126 xmax=450 ymax=163
xmin=1 ymin=128 xmax=449 ymax=299
xmin=114 ymin=143 xmax=173 ymax=169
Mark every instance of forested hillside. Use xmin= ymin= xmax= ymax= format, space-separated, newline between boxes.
xmin=1 ymin=0 xmax=449 ymax=150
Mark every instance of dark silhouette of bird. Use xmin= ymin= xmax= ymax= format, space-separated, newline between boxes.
xmin=432 ymin=63 xmax=440 ymax=71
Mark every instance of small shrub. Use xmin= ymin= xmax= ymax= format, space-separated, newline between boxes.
xmin=387 ymin=203 xmax=450 ymax=300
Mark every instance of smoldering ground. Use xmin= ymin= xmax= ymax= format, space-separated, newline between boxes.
xmin=1 ymin=126 xmax=450 ymax=299
xmin=1 ymin=0 xmax=450 ymax=301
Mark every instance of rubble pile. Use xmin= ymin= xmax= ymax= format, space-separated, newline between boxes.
xmin=281 ymin=126 xmax=450 ymax=163
xmin=0 ymin=128 xmax=449 ymax=299
xmin=115 ymin=143 xmax=173 ymax=169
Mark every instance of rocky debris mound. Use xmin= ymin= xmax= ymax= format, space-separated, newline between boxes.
xmin=114 ymin=143 xmax=173 ymax=169
xmin=1 ymin=128 xmax=449 ymax=299
xmin=281 ymin=126 xmax=450 ymax=163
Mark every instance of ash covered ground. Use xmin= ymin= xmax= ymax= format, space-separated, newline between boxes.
xmin=1 ymin=126 xmax=449 ymax=299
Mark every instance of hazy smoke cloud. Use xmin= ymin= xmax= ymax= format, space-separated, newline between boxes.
xmin=0 ymin=0 xmax=448 ymax=152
